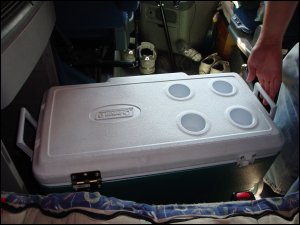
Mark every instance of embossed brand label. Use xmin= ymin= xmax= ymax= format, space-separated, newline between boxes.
xmin=95 ymin=107 xmax=134 ymax=120
xmin=90 ymin=105 xmax=140 ymax=123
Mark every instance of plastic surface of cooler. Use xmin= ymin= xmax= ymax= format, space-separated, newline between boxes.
xmin=33 ymin=72 xmax=283 ymax=188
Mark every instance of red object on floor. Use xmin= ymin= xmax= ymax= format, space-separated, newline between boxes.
xmin=232 ymin=191 xmax=255 ymax=201
xmin=236 ymin=192 xmax=251 ymax=199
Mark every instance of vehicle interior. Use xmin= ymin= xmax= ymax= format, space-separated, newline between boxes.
xmin=1 ymin=1 xmax=299 ymax=224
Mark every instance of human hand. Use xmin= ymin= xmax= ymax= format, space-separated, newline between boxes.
xmin=246 ymin=42 xmax=282 ymax=105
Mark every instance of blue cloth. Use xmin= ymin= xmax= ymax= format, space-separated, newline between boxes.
xmin=233 ymin=1 xmax=263 ymax=32
xmin=264 ymin=43 xmax=299 ymax=195
xmin=1 ymin=191 xmax=299 ymax=223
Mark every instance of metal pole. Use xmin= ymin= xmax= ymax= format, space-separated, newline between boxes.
xmin=156 ymin=1 xmax=177 ymax=71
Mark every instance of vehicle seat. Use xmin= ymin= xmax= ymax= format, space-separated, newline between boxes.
xmin=52 ymin=1 xmax=139 ymax=84
xmin=54 ymin=1 xmax=139 ymax=50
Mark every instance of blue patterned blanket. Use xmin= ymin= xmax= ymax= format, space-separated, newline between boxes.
xmin=1 ymin=191 xmax=298 ymax=223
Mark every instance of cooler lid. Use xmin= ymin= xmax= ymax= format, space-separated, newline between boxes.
xmin=33 ymin=73 xmax=283 ymax=186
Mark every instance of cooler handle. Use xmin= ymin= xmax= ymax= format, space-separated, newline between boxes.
xmin=16 ymin=107 xmax=37 ymax=161
xmin=253 ymin=82 xmax=277 ymax=120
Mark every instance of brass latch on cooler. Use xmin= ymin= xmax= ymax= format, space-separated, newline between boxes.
xmin=71 ymin=171 xmax=102 ymax=191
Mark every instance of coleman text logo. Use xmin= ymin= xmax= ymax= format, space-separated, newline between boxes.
xmin=95 ymin=107 xmax=134 ymax=120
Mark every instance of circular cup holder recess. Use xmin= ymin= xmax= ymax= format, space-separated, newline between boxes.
xmin=225 ymin=106 xmax=257 ymax=129
xmin=166 ymin=83 xmax=194 ymax=101
xmin=177 ymin=111 xmax=210 ymax=135
xmin=209 ymin=80 xmax=237 ymax=96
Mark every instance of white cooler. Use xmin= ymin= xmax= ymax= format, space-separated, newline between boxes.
xmin=30 ymin=72 xmax=283 ymax=203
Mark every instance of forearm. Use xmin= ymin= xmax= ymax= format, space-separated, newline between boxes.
xmin=259 ymin=1 xmax=298 ymax=45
